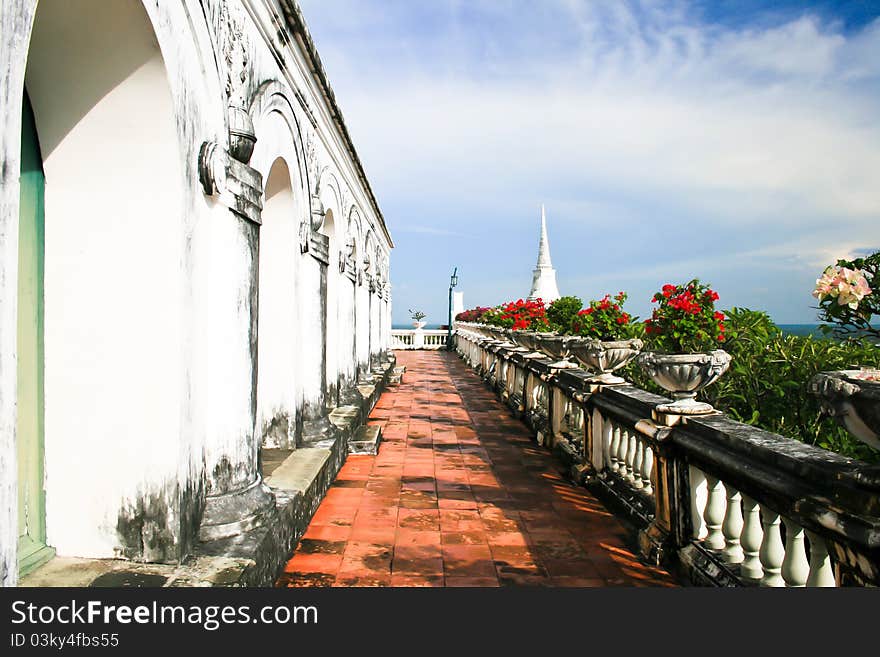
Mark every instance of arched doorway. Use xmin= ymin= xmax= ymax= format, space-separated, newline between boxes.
xmin=16 ymin=90 xmax=52 ymax=576
xmin=24 ymin=0 xmax=187 ymax=561
xmin=256 ymin=157 xmax=298 ymax=452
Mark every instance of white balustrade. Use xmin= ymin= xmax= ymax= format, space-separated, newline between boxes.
xmin=453 ymin=324 xmax=848 ymax=589
xmin=390 ymin=329 xmax=449 ymax=350
xmin=685 ymin=468 xmax=837 ymax=586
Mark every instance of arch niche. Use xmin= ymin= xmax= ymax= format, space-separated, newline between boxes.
xmin=256 ymin=157 xmax=298 ymax=451
xmin=23 ymin=0 xmax=188 ymax=562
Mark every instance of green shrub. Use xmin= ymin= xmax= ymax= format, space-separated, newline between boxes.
xmin=546 ymin=296 xmax=582 ymax=333
xmin=625 ymin=307 xmax=880 ymax=463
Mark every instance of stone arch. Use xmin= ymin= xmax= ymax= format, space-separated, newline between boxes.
xmin=249 ymin=80 xmax=310 ymax=229
xmin=317 ymin=167 xmax=342 ymax=220
xmin=255 ymin=157 xmax=299 ymax=451
xmin=17 ymin=0 xmax=210 ymax=566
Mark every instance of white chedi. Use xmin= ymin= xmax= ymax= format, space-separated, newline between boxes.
xmin=527 ymin=204 xmax=561 ymax=303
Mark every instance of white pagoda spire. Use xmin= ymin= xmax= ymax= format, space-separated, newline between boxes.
xmin=528 ymin=204 xmax=561 ymax=303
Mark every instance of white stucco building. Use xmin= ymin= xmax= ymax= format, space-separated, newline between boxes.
xmin=0 ymin=0 xmax=394 ymax=586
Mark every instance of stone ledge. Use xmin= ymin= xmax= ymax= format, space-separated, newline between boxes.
xmin=18 ymin=554 xmax=253 ymax=588
xmin=350 ymin=424 xmax=382 ymax=455
xmin=388 ymin=365 xmax=406 ymax=386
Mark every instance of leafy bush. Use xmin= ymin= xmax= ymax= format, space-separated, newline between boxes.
xmin=643 ymin=280 xmax=725 ymax=353
xmin=483 ymin=298 xmax=550 ymax=331
xmin=546 ymin=296 xmax=583 ymax=333
xmin=456 ymin=306 xmax=491 ymax=322
xmin=626 ymin=307 xmax=880 ymax=462
xmin=570 ymin=292 xmax=637 ymax=340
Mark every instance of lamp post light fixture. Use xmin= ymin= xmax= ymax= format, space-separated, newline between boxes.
xmin=447 ymin=267 xmax=458 ymax=351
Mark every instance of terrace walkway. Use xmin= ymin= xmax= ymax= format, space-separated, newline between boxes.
xmin=276 ymin=351 xmax=678 ymax=587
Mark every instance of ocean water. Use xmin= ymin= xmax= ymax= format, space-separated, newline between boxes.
xmin=393 ymin=324 xmax=446 ymax=330
xmin=776 ymin=324 xmax=826 ymax=338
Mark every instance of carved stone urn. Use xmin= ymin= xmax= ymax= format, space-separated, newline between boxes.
xmin=509 ymin=330 xmax=544 ymax=358
xmin=227 ymin=105 xmax=257 ymax=164
xmin=810 ymin=370 xmax=880 ymax=451
xmin=534 ymin=334 xmax=580 ymax=368
xmin=570 ymin=338 xmax=643 ymax=384
xmin=636 ymin=350 xmax=732 ymax=414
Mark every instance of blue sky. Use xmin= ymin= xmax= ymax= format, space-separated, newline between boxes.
xmin=298 ymin=0 xmax=880 ymax=325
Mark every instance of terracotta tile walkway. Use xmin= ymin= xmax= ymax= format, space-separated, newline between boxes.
xmin=276 ymin=351 xmax=678 ymax=588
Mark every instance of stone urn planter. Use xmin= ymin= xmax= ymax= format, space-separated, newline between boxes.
xmin=534 ymin=334 xmax=580 ymax=368
xmin=570 ymin=338 xmax=643 ymax=384
xmin=412 ymin=321 xmax=427 ymax=329
xmin=510 ymin=330 xmax=544 ymax=358
xmin=636 ymin=350 xmax=732 ymax=414
xmin=810 ymin=369 xmax=880 ymax=451
xmin=487 ymin=326 xmax=507 ymax=341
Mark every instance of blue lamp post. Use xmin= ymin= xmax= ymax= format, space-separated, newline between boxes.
xmin=447 ymin=267 xmax=458 ymax=350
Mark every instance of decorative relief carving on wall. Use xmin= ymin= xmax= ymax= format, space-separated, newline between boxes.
xmin=198 ymin=0 xmax=263 ymax=225
xmin=218 ymin=0 xmax=250 ymax=108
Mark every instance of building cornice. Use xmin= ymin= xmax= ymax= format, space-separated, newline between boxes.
xmin=277 ymin=0 xmax=394 ymax=249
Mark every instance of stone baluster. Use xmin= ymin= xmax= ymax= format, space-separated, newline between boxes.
xmin=805 ymin=531 xmax=835 ymax=587
xmin=590 ymin=408 xmax=604 ymax=470
xmin=759 ymin=506 xmax=785 ymax=587
xmin=721 ymin=485 xmax=744 ymax=564
xmin=609 ymin=423 xmax=621 ymax=472
xmin=641 ymin=445 xmax=653 ymax=496
xmin=617 ymin=428 xmax=630 ymax=479
xmin=781 ymin=519 xmax=809 ymax=587
xmin=703 ymin=475 xmax=726 ymax=551
xmin=623 ymin=430 xmax=636 ymax=483
xmin=689 ymin=466 xmax=708 ymax=540
xmin=632 ymin=438 xmax=644 ymax=489
xmin=601 ymin=415 xmax=614 ymax=471
xmin=739 ymin=495 xmax=763 ymax=580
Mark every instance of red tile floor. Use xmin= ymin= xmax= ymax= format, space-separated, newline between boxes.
xmin=276 ymin=351 xmax=678 ymax=587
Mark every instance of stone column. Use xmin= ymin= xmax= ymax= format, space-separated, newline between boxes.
xmin=197 ymin=108 xmax=275 ymax=542
xmin=301 ymin=227 xmax=334 ymax=443
xmin=338 ymin=250 xmax=360 ymax=406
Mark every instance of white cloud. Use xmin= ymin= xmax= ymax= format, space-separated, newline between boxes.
xmin=298 ymin=0 xmax=880 ymax=322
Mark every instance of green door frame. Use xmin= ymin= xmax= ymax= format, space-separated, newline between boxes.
xmin=17 ymin=89 xmax=55 ymax=576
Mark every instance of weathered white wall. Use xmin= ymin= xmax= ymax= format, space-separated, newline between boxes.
xmin=0 ymin=0 xmax=393 ymax=584
xmin=29 ymin=0 xmax=187 ymax=560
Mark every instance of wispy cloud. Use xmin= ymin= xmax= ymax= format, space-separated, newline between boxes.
xmin=299 ymin=0 xmax=880 ymax=324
